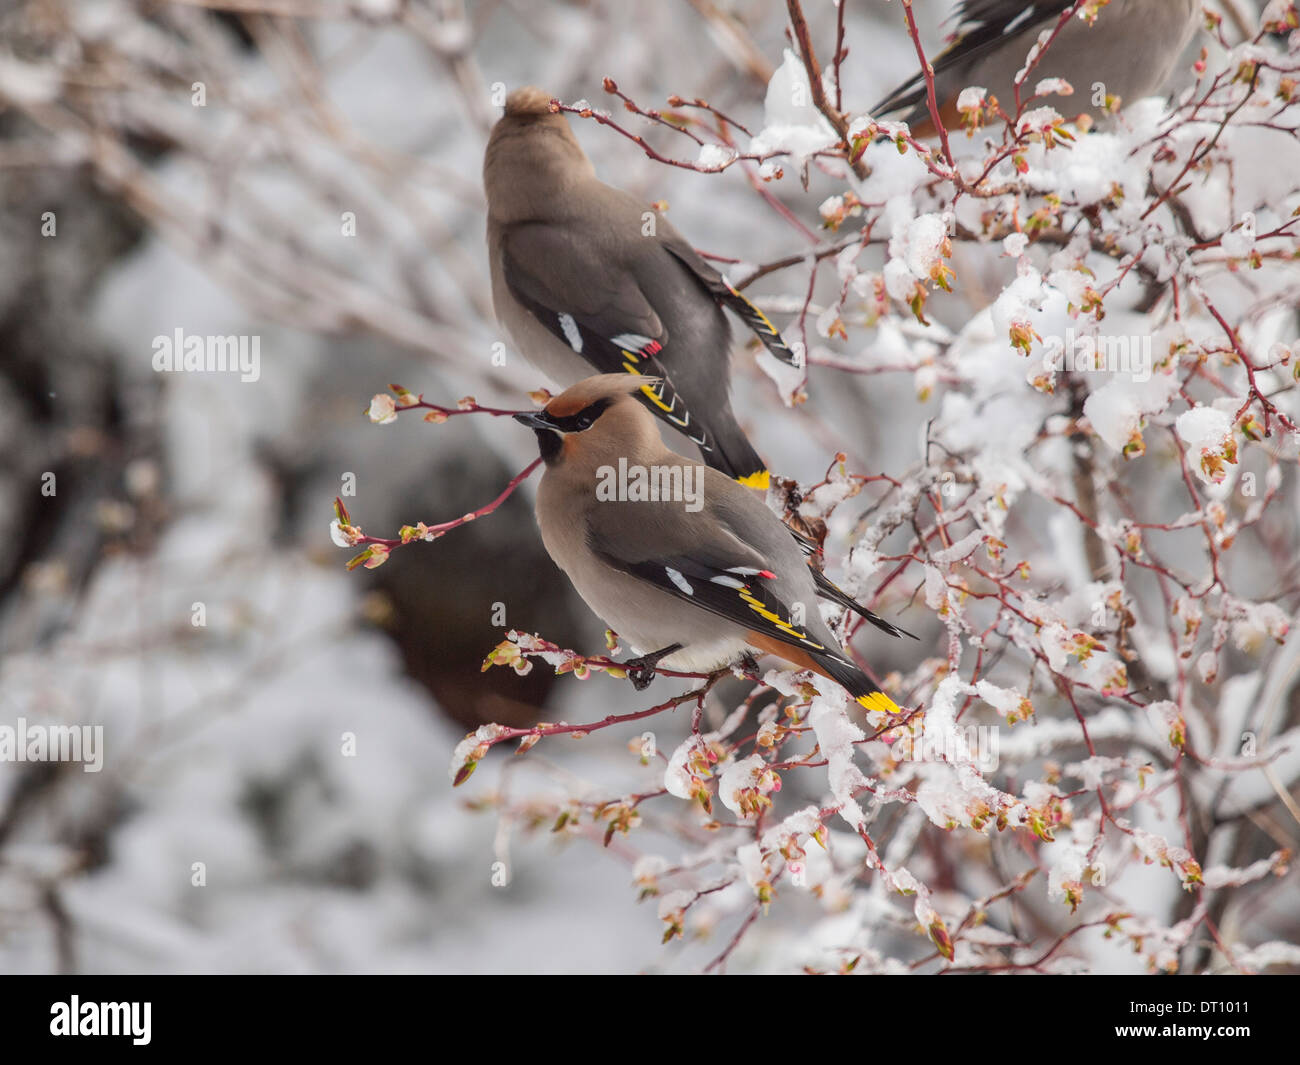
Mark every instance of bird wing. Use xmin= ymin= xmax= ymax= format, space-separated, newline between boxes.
xmin=592 ymin=533 xmax=897 ymax=711
xmin=873 ymin=0 xmax=1075 ymax=117
xmin=589 ymin=498 xmax=901 ymax=712
xmin=500 ymin=221 xmax=711 ymax=450
xmin=595 ymin=542 xmax=840 ymax=659
xmin=589 ymin=508 xmax=840 ymax=661
xmin=657 ymin=231 xmax=801 ymax=367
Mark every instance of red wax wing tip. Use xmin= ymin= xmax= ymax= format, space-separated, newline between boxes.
xmin=758 ymin=570 xmax=777 ymax=579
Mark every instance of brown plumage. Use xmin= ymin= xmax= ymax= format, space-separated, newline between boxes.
xmin=485 ymin=86 xmax=803 ymax=489
xmin=513 ymin=375 xmax=907 ymax=715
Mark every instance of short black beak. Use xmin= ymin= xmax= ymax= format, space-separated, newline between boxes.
xmin=513 ymin=411 xmax=557 ymax=432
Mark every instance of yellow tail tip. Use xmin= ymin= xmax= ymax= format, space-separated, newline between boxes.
xmin=737 ymin=469 xmax=771 ymax=491
xmin=858 ymin=690 xmax=902 ymax=715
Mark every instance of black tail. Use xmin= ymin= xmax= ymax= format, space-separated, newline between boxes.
xmin=627 ymin=357 xmax=769 ymax=488
xmin=810 ymin=568 xmax=918 ymax=641
xmin=632 ymin=379 xmax=769 ymax=488
xmin=816 ymin=650 xmax=903 ymax=715
xmin=871 ymin=79 xmax=929 ymax=127
xmin=700 ymin=404 xmax=770 ymax=489
xmin=663 ymin=243 xmax=801 ymax=368
xmin=788 ymin=529 xmax=919 ymax=641
xmin=713 ymin=280 xmax=801 ymax=368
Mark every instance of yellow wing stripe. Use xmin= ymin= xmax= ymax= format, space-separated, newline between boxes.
xmin=738 ymin=587 xmax=825 ymax=649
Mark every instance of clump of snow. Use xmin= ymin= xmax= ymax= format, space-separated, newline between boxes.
xmin=1219 ymin=212 xmax=1257 ymax=258
xmin=808 ymin=693 xmax=871 ymax=829
xmin=447 ymin=724 xmax=507 ymax=783
xmin=1176 ymin=406 xmax=1236 ymax=484
xmin=885 ymin=213 xmax=951 ymax=298
xmin=1016 ymin=106 xmax=1064 ymax=136
xmin=696 ymin=143 xmax=737 ymax=170
xmin=664 ymin=734 xmax=713 ymax=800
xmin=718 ymin=754 xmax=777 ymax=817
xmin=1003 ymin=232 xmax=1029 ymax=257
xmin=1084 ymin=368 xmax=1180 ymax=454
xmin=1034 ymin=77 xmax=1074 ymax=99
xmin=747 ymin=49 xmax=838 ymax=166
xmin=735 ymin=842 xmax=770 ymax=894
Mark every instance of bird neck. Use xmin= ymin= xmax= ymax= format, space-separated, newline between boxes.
xmin=484 ymin=120 xmax=596 ymax=225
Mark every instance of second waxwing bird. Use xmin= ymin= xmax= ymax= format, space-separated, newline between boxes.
xmin=485 ymin=86 xmax=801 ymax=491
xmin=873 ymin=0 xmax=1202 ymax=136
xmin=513 ymin=375 xmax=908 ymax=714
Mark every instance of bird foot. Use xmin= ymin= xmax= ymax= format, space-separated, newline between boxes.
xmin=624 ymin=656 xmax=658 ymax=692
xmin=622 ymin=643 xmax=683 ymax=692
xmin=736 ymin=652 xmax=762 ymax=682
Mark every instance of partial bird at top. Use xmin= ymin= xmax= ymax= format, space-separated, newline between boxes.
xmin=872 ymin=0 xmax=1202 ymax=137
xmin=484 ymin=86 xmax=802 ymax=490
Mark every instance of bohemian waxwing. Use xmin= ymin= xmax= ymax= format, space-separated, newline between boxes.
xmin=485 ymin=87 xmax=801 ymax=491
xmin=873 ymin=0 xmax=1202 ymax=135
xmin=513 ymin=375 xmax=911 ymax=713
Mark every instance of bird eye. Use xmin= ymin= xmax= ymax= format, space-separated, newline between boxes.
xmin=575 ymin=413 xmax=593 ymax=430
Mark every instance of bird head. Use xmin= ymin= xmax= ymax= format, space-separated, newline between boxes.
xmin=514 ymin=374 xmax=661 ymax=465
xmin=502 ymin=86 xmax=557 ymax=118
xmin=484 ymin=87 xmax=595 ymax=220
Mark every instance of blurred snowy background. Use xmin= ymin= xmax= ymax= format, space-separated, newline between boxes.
xmin=1 ymin=0 xmax=1298 ymax=974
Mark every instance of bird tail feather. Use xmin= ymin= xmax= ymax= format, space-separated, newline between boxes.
xmin=706 ymin=410 xmax=770 ymax=490
xmin=816 ymin=652 xmax=903 ymax=716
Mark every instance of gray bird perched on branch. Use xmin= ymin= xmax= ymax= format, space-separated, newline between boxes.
xmin=485 ymin=86 xmax=802 ymax=491
xmin=873 ymin=0 xmax=1202 ymax=136
xmin=513 ymin=375 xmax=912 ymax=713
